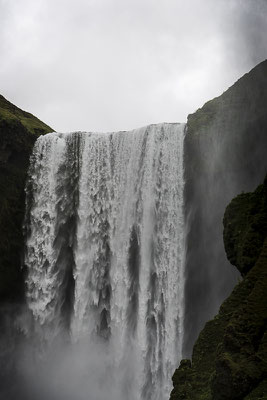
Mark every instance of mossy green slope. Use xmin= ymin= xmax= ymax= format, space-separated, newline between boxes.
xmin=171 ymin=177 xmax=267 ymax=400
xmin=0 ymin=95 xmax=52 ymax=136
xmin=0 ymin=95 xmax=52 ymax=303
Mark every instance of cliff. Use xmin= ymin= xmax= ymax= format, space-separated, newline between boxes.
xmin=0 ymin=95 xmax=52 ymax=303
xmin=171 ymin=177 xmax=267 ymax=399
xmin=184 ymin=59 xmax=267 ymax=355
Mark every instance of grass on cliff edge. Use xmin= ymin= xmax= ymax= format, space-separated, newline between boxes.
xmin=0 ymin=94 xmax=52 ymax=136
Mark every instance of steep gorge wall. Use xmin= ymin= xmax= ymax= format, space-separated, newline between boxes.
xmin=171 ymin=176 xmax=267 ymax=400
xmin=0 ymin=95 xmax=52 ymax=304
xmin=0 ymin=96 xmax=52 ymax=395
xmin=183 ymin=59 xmax=267 ymax=356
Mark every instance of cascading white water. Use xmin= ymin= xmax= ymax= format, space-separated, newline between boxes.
xmin=24 ymin=123 xmax=185 ymax=400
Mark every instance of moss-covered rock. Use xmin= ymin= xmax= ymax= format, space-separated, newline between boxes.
xmin=170 ymin=360 xmax=193 ymax=400
xmin=223 ymin=177 xmax=267 ymax=276
xmin=0 ymin=95 xmax=52 ymax=303
xmin=171 ymin=177 xmax=267 ymax=400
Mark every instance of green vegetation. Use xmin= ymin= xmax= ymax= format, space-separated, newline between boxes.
xmin=0 ymin=95 xmax=52 ymax=135
xmin=171 ymin=177 xmax=267 ymax=399
xmin=224 ymin=178 xmax=267 ymax=276
xmin=0 ymin=95 xmax=52 ymax=303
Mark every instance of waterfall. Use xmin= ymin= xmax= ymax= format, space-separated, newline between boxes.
xmin=24 ymin=123 xmax=185 ymax=400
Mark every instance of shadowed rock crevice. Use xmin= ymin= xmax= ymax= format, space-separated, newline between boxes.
xmin=127 ymin=225 xmax=140 ymax=335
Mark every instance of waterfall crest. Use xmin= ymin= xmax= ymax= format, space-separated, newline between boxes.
xmin=24 ymin=123 xmax=185 ymax=400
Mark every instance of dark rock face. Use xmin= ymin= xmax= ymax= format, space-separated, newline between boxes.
xmin=223 ymin=177 xmax=267 ymax=277
xmin=184 ymin=59 xmax=267 ymax=356
xmin=0 ymin=95 xmax=52 ymax=303
xmin=0 ymin=96 xmax=52 ymax=399
xmin=171 ymin=177 xmax=267 ymax=400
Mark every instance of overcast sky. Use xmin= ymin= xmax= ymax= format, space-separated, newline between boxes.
xmin=1 ymin=0 xmax=267 ymax=132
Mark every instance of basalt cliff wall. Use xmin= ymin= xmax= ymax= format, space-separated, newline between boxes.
xmin=0 ymin=95 xmax=52 ymax=304
xmin=183 ymin=59 xmax=267 ymax=356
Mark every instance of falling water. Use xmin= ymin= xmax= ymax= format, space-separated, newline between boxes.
xmin=24 ymin=123 xmax=185 ymax=400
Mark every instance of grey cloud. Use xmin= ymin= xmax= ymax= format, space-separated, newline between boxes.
xmin=0 ymin=0 xmax=266 ymax=132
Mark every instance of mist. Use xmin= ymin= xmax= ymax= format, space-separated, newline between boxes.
xmin=1 ymin=305 xmax=141 ymax=400
xmin=16 ymin=334 xmax=140 ymax=400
